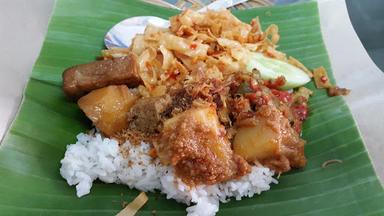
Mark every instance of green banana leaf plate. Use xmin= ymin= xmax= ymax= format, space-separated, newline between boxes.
xmin=0 ymin=0 xmax=383 ymax=215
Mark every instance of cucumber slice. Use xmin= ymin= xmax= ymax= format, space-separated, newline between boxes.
xmin=247 ymin=52 xmax=310 ymax=89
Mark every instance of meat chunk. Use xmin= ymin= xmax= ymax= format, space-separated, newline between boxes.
xmin=127 ymin=95 xmax=172 ymax=134
xmin=63 ymin=54 xmax=142 ymax=100
xmin=78 ymin=85 xmax=138 ymax=137
xmin=161 ymin=89 xmax=194 ymax=117
xmin=157 ymin=103 xmax=250 ymax=185
xmin=233 ymin=104 xmax=306 ymax=173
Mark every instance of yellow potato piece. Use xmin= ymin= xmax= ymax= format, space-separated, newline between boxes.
xmin=233 ymin=118 xmax=281 ymax=162
xmin=78 ymin=85 xmax=138 ymax=137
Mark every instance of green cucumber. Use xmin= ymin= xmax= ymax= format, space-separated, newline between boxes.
xmin=247 ymin=52 xmax=310 ymax=89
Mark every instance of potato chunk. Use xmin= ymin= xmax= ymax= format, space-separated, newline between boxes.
xmin=233 ymin=105 xmax=306 ymax=173
xmin=78 ymin=85 xmax=138 ymax=137
xmin=233 ymin=118 xmax=281 ymax=162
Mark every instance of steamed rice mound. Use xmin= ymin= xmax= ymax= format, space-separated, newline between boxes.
xmin=60 ymin=131 xmax=277 ymax=216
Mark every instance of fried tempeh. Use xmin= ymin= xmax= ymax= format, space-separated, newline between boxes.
xmin=63 ymin=53 xmax=142 ymax=100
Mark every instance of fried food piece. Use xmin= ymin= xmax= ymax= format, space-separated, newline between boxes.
xmin=313 ymin=66 xmax=332 ymax=89
xmin=233 ymin=104 xmax=306 ymax=173
xmin=63 ymin=54 xmax=142 ymax=100
xmin=78 ymin=85 xmax=138 ymax=137
xmin=157 ymin=102 xmax=250 ymax=185
xmin=327 ymin=86 xmax=351 ymax=97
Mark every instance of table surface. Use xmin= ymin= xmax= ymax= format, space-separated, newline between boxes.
xmin=0 ymin=0 xmax=383 ymax=184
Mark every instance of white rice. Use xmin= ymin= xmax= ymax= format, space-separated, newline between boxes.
xmin=60 ymin=132 xmax=277 ymax=216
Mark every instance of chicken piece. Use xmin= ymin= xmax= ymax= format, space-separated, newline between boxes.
xmin=127 ymin=95 xmax=172 ymax=134
xmin=63 ymin=54 xmax=142 ymax=100
xmin=78 ymin=85 xmax=138 ymax=137
xmin=157 ymin=102 xmax=250 ymax=185
xmin=233 ymin=104 xmax=306 ymax=173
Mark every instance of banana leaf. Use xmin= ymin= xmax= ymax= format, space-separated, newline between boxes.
xmin=0 ymin=0 xmax=383 ymax=215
